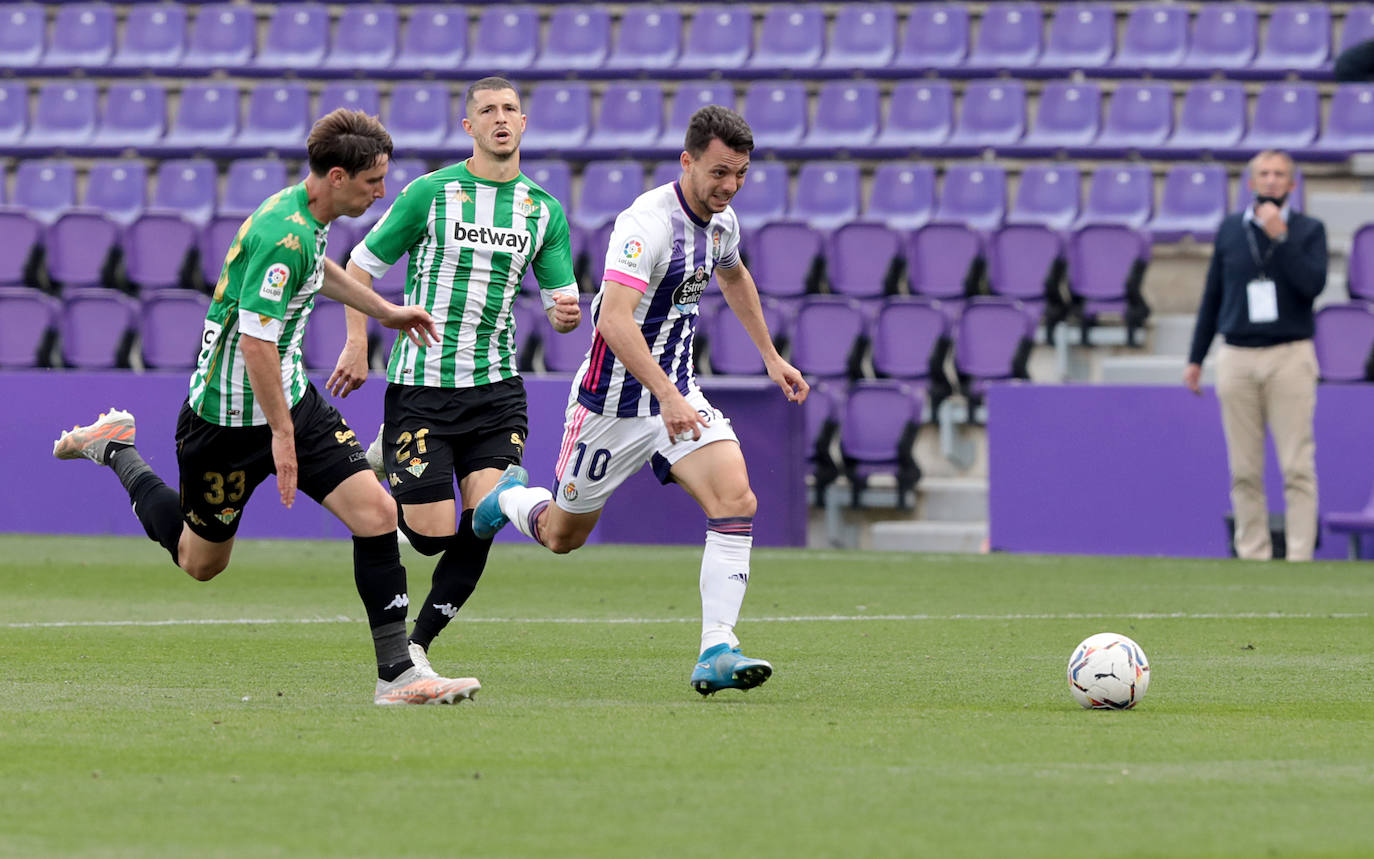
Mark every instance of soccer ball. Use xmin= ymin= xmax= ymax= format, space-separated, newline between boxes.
xmin=1067 ymin=633 xmax=1150 ymax=710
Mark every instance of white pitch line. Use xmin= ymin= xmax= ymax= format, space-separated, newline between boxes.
xmin=0 ymin=611 xmax=1366 ymax=630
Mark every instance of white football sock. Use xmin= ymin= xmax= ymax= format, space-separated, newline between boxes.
xmin=699 ymin=529 xmax=752 ymax=652
xmin=498 ymin=485 xmax=553 ymax=544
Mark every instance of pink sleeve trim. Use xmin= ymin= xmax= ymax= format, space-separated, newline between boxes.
xmin=604 ymin=269 xmax=648 ymax=293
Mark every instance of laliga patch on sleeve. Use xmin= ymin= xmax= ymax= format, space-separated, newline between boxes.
xmin=259 ymin=263 xmax=291 ymax=301
xmin=616 ymin=237 xmax=646 ymax=273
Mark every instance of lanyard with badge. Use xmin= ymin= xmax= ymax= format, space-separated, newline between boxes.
xmin=1243 ymin=221 xmax=1279 ymax=324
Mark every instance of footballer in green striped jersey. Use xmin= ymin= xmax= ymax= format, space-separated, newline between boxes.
xmin=334 ymin=78 xmax=582 ymax=668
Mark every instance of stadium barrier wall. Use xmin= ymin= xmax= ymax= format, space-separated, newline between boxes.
xmin=2 ymin=371 xmax=806 ymax=547
xmin=988 ymin=383 xmax=1374 ymax=560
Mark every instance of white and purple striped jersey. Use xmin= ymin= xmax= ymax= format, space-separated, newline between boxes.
xmin=574 ymin=182 xmax=742 ymax=417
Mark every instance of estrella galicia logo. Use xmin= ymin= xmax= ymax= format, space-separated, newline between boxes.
xmin=672 ymin=265 xmax=709 ymax=312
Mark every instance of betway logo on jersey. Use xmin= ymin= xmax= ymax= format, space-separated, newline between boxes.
xmin=451 ymin=223 xmax=530 ymax=256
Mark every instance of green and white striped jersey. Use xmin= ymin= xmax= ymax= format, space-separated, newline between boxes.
xmin=187 ymin=183 xmax=329 ymax=427
xmin=349 ymin=161 xmax=576 ymax=389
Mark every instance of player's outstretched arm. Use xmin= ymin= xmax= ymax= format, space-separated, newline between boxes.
xmin=325 ymin=260 xmax=377 ymax=398
xmin=716 ymin=261 xmax=809 ymax=404
xmin=320 ymin=257 xmax=437 ymax=348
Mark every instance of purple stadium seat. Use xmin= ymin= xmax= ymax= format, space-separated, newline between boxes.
xmin=840 ymin=379 xmax=923 ymax=504
xmin=893 ymin=3 xmax=969 ymax=71
xmin=140 ymin=289 xmax=209 ymax=369
xmin=0 ymin=81 xmax=26 ymax=145
xmin=865 ymin=163 xmax=935 ymax=230
xmin=659 ymin=81 xmax=735 ymax=151
xmin=680 ymin=5 xmax=752 ymax=69
xmin=182 ymin=4 xmax=255 ymax=71
xmin=1019 ymin=81 xmax=1101 ymax=152
xmin=1234 ymin=164 xmax=1305 ymax=213
xmin=966 ymin=2 xmax=1042 ymax=70
xmin=0 ymin=3 xmax=44 ymax=68
xmin=749 ymin=4 xmax=824 ymax=71
xmin=803 ymin=81 xmax=880 ymax=152
xmin=199 ymin=215 xmax=241 ymax=287
xmin=123 ymin=212 xmax=197 ymax=290
xmin=703 ymin=295 xmax=786 ymax=376
xmin=536 ymin=6 xmax=610 ymax=71
xmin=791 ymin=162 xmax=860 ymax=230
xmin=607 ymin=6 xmax=681 ymax=70
xmin=1324 ymin=479 xmax=1374 ymax=558
xmin=954 ymin=298 xmax=1034 ymax=400
xmin=650 ymin=160 xmax=682 ymax=189
xmin=1345 ymin=224 xmax=1374 ymax=304
xmin=46 ymin=211 xmax=117 ymax=288
xmin=746 ymin=221 xmax=822 ymax=299
xmin=826 ymin=222 xmax=901 ymax=301
xmin=43 ymin=2 xmax=115 ymax=69
xmin=301 ymin=298 xmax=348 ymax=371
xmin=323 ymin=5 xmax=398 ymax=72
xmin=935 ymin=163 xmax=1006 ymax=232
xmin=539 ymin=294 xmax=594 ymax=372
xmin=521 ymin=82 xmax=592 ymax=153
xmin=572 ymin=161 xmax=643 ymax=229
xmin=1091 ymin=82 xmax=1172 ymax=154
xmin=162 ymin=83 xmax=239 ymax=152
xmin=93 ymin=82 xmax=166 ymax=150
xmin=394 ymin=5 xmax=466 ymax=72
xmin=985 ymin=224 xmax=1063 ymax=324
xmin=1078 ymin=164 xmax=1153 ymax=229
xmin=587 ymin=83 xmax=664 ymax=152
xmin=873 ymin=81 xmax=953 ymax=151
xmin=1182 ymin=4 xmax=1257 ymax=73
xmin=0 ymin=209 xmax=42 ymax=286
xmin=319 ymin=83 xmax=382 ymax=118
xmin=729 ymin=161 xmax=788 ymax=231
xmin=947 ymin=80 xmax=1026 ymax=151
xmin=84 ymin=161 xmax=147 ymax=227
xmin=111 ymin=3 xmax=186 ymax=69
xmin=466 ymin=6 xmax=538 ymax=71
xmin=221 ymin=160 xmax=288 ymax=218
xmin=385 ymin=83 xmax=450 ymax=151
xmin=1113 ymin=4 xmax=1188 ymax=71
xmin=1238 ymin=84 xmax=1319 ymax=152
xmin=60 ymin=287 xmax=137 ymax=368
xmin=1250 ymin=3 xmax=1330 ymax=72
xmin=871 ymin=298 xmax=949 ymax=381
xmin=789 ymin=296 xmax=865 ymax=382
xmin=1316 ymin=86 xmax=1374 ymax=155
xmin=743 ymin=81 xmax=807 ymax=149
xmin=24 ymin=82 xmax=97 ymax=149
xmin=237 ymin=83 xmax=310 ymax=151
xmin=1039 ymin=3 xmax=1114 ymax=73
xmin=14 ymin=160 xmax=77 ymax=226
xmin=1067 ymin=225 xmax=1151 ymax=344
xmin=1147 ymin=164 xmax=1229 ymax=243
xmin=1313 ymin=303 xmax=1374 ymax=382
xmin=583 ymin=222 xmax=616 ymax=290
xmin=1342 ymin=4 xmax=1374 ymax=55
xmin=0 ymin=286 xmax=58 ymax=367
xmin=803 ymin=379 xmax=842 ymax=486
xmin=523 ymin=160 xmax=573 ymax=210
xmin=1008 ymin=164 xmax=1080 ymax=229
xmin=821 ymin=3 xmax=896 ymax=70
xmin=1165 ymin=82 xmax=1246 ymax=155
xmin=905 ymin=223 xmax=981 ymax=313
xmin=153 ymin=158 xmax=217 ymax=227
xmin=253 ymin=4 xmax=329 ymax=72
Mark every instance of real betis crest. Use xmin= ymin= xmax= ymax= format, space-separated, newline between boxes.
xmin=406 ymin=458 xmax=428 ymax=478
xmin=215 ymin=508 xmax=240 ymax=525
xmin=515 ymin=196 xmax=539 ymax=217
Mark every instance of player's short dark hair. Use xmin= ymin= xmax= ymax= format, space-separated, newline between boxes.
xmin=466 ymin=76 xmax=521 ymax=114
xmin=684 ymin=105 xmax=754 ymax=157
xmin=306 ymin=109 xmax=393 ymax=177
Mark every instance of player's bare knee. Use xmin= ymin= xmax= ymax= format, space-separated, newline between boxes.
xmin=719 ymin=487 xmax=756 ymax=519
xmin=354 ymin=500 xmax=398 ymax=537
xmin=544 ymin=528 xmax=588 ymax=555
xmin=181 ymin=557 xmax=227 ymax=582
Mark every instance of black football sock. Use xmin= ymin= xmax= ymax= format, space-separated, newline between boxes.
xmin=409 ymin=510 xmax=493 ymax=652
xmin=352 ymin=532 xmax=415 ymax=682
xmin=108 ymin=446 xmax=182 ymax=565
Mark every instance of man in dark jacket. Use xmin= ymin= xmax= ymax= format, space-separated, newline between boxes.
xmin=1184 ymin=150 xmax=1328 ymax=560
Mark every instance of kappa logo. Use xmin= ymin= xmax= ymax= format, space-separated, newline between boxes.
xmin=384 ymin=593 xmax=410 ymax=611
xmin=187 ymin=510 xmax=208 ymax=527
xmin=433 ymin=603 xmax=459 ymax=619
xmin=285 ymin=212 xmax=307 ymax=226
xmin=275 ymin=233 xmax=301 ymax=252
xmin=388 ymin=473 xmax=402 ymax=487
xmin=259 ymin=263 xmax=290 ymax=301
xmin=406 ymin=457 xmax=428 ymax=478
xmin=215 ymin=508 xmax=240 ymax=525
xmin=454 ymin=187 xmax=473 ymax=204
xmin=562 ymin=481 xmax=578 ymax=502
xmin=452 ymin=223 xmax=530 ymax=256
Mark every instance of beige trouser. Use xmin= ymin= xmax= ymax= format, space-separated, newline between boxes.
xmin=1215 ymin=340 xmax=1319 ymax=561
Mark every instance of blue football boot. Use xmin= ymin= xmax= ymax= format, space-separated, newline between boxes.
xmin=472 ymin=464 xmax=528 ymax=539
xmin=690 ymin=643 xmax=773 ymax=696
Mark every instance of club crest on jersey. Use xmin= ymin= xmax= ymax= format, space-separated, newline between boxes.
xmin=562 ymin=481 xmax=578 ymax=502
xmin=711 ymin=230 xmax=722 ymax=259
xmin=406 ymin=457 xmax=428 ymax=478
xmin=515 ymin=196 xmax=540 ymax=217
xmin=259 ymin=263 xmax=290 ymax=301
xmin=215 ymin=508 xmax=240 ymax=525
xmin=452 ymin=223 xmax=530 ymax=256
xmin=672 ymin=265 xmax=709 ymax=312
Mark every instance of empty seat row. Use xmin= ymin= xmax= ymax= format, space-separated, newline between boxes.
xmin=6 ymin=77 xmax=1370 ymax=162
xmin=0 ymin=2 xmax=1359 ymax=80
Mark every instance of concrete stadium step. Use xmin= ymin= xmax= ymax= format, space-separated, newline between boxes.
xmin=916 ymin=476 xmax=987 ymax=522
xmin=1147 ymin=314 xmax=1198 ymax=357
xmin=869 ymin=521 xmax=987 ymax=553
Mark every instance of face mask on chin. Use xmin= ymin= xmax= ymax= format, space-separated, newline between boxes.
xmin=1254 ymin=193 xmax=1288 ymax=208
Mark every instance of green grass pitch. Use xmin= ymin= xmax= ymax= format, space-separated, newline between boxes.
xmin=1 ymin=534 xmax=1371 ymax=858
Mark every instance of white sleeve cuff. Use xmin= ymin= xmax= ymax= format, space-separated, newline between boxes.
xmin=349 ymin=240 xmax=391 ymax=280
xmin=540 ymin=283 xmax=579 ymax=310
xmin=238 ymin=308 xmax=283 ymax=343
